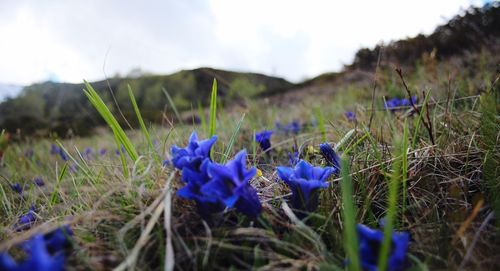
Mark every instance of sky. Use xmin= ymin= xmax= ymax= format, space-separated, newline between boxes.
xmin=0 ymin=0 xmax=487 ymax=92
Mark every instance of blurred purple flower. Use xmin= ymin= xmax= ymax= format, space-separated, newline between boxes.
xmin=33 ymin=177 xmax=45 ymax=187
xmin=255 ymin=130 xmax=273 ymax=151
xmin=344 ymin=111 xmax=356 ymax=122
xmin=10 ymin=183 xmax=23 ymax=194
xmin=15 ymin=205 xmax=37 ymax=232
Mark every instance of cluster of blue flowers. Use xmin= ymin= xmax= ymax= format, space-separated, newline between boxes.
xmin=384 ymin=96 xmax=417 ymax=111
xmin=0 ymin=225 xmax=73 ymax=271
xmin=356 ymin=224 xmax=410 ymax=271
xmin=172 ymin=132 xmax=261 ymax=218
xmin=275 ymin=120 xmax=301 ymax=135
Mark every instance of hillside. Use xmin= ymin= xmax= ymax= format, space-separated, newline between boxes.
xmin=0 ymin=68 xmax=292 ymax=137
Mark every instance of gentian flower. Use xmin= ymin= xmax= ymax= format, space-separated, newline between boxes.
xmin=33 ymin=177 xmax=45 ymax=187
xmin=177 ymin=159 xmax=225 ymax=218
xmin=83 ymin=147 xmax=93 ymax=160
xmin=255 ymin=130 xmax=273 ymax=151
xmin=277 ymin=160 xmax=335 ymax=213
xmin=344 ymin=111 xmax=356 ymax=122
xmin=203 ymin=150 xmax=261 ymax=218
xmin=115 ymin=146 xmax=126 ymax=156
xmin=384 ymin=97 xmax=401 ymax=111
xmin=99 ymin=148 xmax=107 ymax=156
xmin=10 ymin=183 xmax=23 ymax=194
xmin=162 ymin=158 xmax=171 ymax=167
xmin=58 ymin=148 xmax=68 ymax=162
xmin=0 ymin=234 xmax=66 ymax=271
xmin=43 ymin=225 xmax=73 ymax=253
xmin=50 ymin=144 xmax=59 ymax=155
xmin=171 ymin=131 xmax=217 ymax=171
xmin=286 ymin=121 xmax=301 ymax=135
xmin=356 ymin=224 xmax=410 ymax=271
xmin=319 ymin=143 xmax=341 ymax=173
xmin=15 ymin=205 xmax=37 ymax=232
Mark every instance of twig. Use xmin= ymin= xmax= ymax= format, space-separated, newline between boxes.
xmin=395 ymin=68 xmax=435 ymax=145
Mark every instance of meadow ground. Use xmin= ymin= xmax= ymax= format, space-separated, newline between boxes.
xmin=0 ymin=50 xmax=499 ymax=270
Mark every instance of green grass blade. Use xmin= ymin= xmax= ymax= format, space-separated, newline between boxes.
xmin=401 ymin=119 xmax=409 ymax=219
xmin=162 ymin=87 xmax=184 ymax=125
xmin=377 ymin=136 xmax=403 ymax=271
xmin=129 ymin=85 xmax=160 ymax=164
xmin=314 ymin=107 xmax=326 ymax=142
xmin=83 ymin=81 xmax=138 ymax=162
xmin=411 ymin=91 xmax=432 ymax=148
xmin=50 ymin=162 xmax=68 ymax=206
xmin=220 ymin=113 xmax=245 ymax=164
xmin=209 ymin=78 xmax=218 ymax=137
xmin=340 ymin=155 xmax=361 ymax=271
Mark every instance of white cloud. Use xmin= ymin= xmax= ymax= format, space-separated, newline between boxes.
xmin=0 ymin=0 xmax=480 ymax=88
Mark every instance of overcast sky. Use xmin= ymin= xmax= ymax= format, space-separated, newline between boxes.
xmin=0 ymin=0 xmax=486 ymax=89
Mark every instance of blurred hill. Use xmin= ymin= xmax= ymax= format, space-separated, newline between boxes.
xmin=0 ymin=3 xmax=498 ymax=138
xmin=0 ymin=68 xmax=292 ymax=137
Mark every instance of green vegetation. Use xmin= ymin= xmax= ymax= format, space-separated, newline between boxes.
xmin=0 ymin=4 xmax=499 ymax=270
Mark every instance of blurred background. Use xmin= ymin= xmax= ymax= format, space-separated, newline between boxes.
xmin=0 ymin=0 xmax=498 ymax=137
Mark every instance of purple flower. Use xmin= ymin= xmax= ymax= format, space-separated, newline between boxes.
xmin=344 ymin=111 xmax=356 ymax=122
xmin=384 ymin=97 xmax=401 ymax=111
xmin=162 ymin=158 xmax=171 ymax=167
xmin=15 ymin=205 xmax=37 ymax=232
xmin=83 ymin=147 xmax=93 ymax=160
xmin=255 ymin=130 xmax=273 ymax=151
xmin=58 ymin=148 xmax=68 ymax=162
xmin=177 ymin=159 xmax=225 ymax=218
xmin=203 ymin=150 xmax=261 ymax=218
xmin=43 ymin=225 xmax=73 ymax=253
xmin=99 ymin=148 xmax=107 ymax=156
xmin=171 ymin=131 xmax=217 ymax=171
xmin=115 ymin=146 xmax=126 ymax=156
xmin=357 ymin=224 xmax=410 ymax=271
xmin=32 ymin=177 xmax=45 ymax=187
xmin=277 ymin=160 xmax=335 ymax=213
xmin=0 ymin=234 xmax=66 ymax=271
xmin=10 ymin=183 xmax=23 ymax=194
xmin=50 ymin=144 xmax=59 ymax=155
xmin=275 ymin=121 xmax=301 ymax=135
xmin=319 ymin=143 xmax=341 ymax=173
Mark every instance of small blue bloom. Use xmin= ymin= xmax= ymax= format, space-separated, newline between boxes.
xmin=33 ymin=177 xmax=45 ymax=187
xmin=255 ymin=130 xmax=273 ymax=151
xmin=50 ymin=144 xmax=59 ymax=155
xmin=275 ymin=121 xmax=301 ymax=135
xmin=203 ymin=150 xmax=261 ymax=218
xmin=115 ymin=146 xmax=126 ymax=156
xmin=384 ymin=97 xmax=401 ymax=111
xmin=83 ymin=147 xmax=93 ymax=160
xmin=58 ymin=148 xmax=68 ymax=162
xmin=162 ymin=158 xmax=171 ymax=167
xmin=99 ymin=148 xmax=107 ymax=156
xmin=43 ymin=225 xmax=73 ymax=253
xmin=344 ymin=111 xmax=356 ymax=122
xmin=357 ymin=224 xmax=410 ymax=271
xmin=0 ymin=234 xmax=66 ymax=271
xmin=10 ymin=183 xmax=23 ymax=194
xmin=171 ymin=131 xmax=217 ymax=171
xmin=15 ymin=205 xmax=37 ymax=232
xmin=177 ymin=159 xmax=225 ymax=218
xmin=319 ymin=143 xmax=341 ymax=173
xmin=277 ymin=160 xmax=334 ymax=213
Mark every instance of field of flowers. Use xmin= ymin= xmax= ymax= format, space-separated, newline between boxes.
xmin=0 ymin=53 xmax=499 ymax=270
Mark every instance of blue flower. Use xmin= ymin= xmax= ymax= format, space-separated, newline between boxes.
xmin=277 ymin=160 xmax=335 ymax=213
xmin=15 ymin=205 xmax=37 ymax=232
xmin=58 ymin=148 xmax=68 ymax=162
xmin=356 ymin=224 xmax=410 ymax=271
xmin=275 ymin=121 xmax=301 ymax=135
xmin=177 ymin=159 xmax=225 ymax=218
xmin=203 ymin=150 xmax=261 ymax=218
xmin=344 ymin=111 xmax=356 ymax=122
xmin=384 ymin=97 xmax=401 ymax=111
xmin=32 ymin=177 xmax=45 ymax=187
xmin=43 ymin=225 xmax=73 ymax=253
xmin=50 ymin=144 xmax=59 ymax=155
xmin=171 ymin=131 xmax=217 ymax=171
xmin=255 ymin=130 xmax=273 ymax=151
xmin=162 ymin=158 xmax=171 ymax=167
xmin=83 ymin=147 xmax=93 ymax=160
xmin=10 ymin=183 xmax=23 ymax=194
xmin=0 ymin=234 xmax=66 ymax=271
xmin=99 ymin=148 xmax=107 ymax=156
xmin=319 ymin=143 xmax=341 ymax=173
